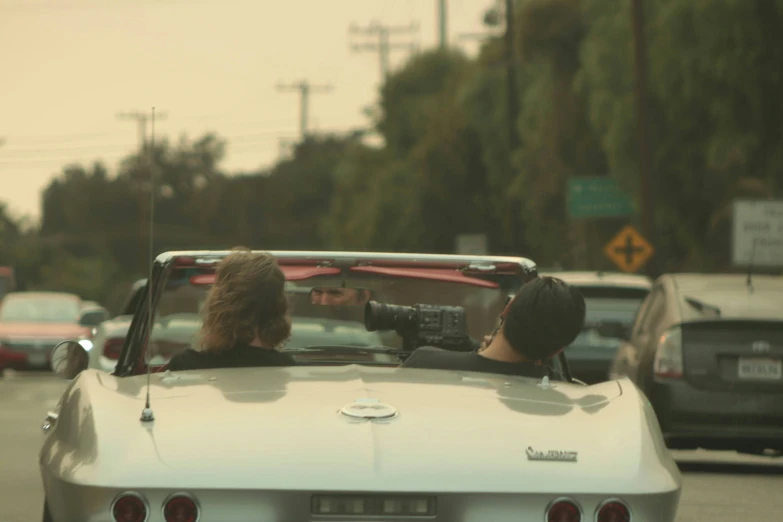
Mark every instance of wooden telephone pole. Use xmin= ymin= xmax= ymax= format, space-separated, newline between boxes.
xmin=437 ymin=0 xmax=447 ymax=49
xmin=276 ymin=81 xmax=333 ymax=141
xmin=349 ymin=21 xmax=419 ymax=82
xmin=630 ymin=0 xmax=657 ymax=277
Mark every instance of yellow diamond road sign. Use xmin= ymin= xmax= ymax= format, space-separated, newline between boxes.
xmin=604 ymin=225 xmax=654 ymax=273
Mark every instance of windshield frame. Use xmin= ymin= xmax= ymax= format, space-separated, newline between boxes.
xmin=114 ymin=250 xmax=572 ymax=382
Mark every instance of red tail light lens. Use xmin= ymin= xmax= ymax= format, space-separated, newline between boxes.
xmin=596 ymin=500 xmax=630 ymax=522
xmin=546 ymin=498 xmax=581 ymax=522
xmin=112 ymin=493 xmax=147 ymax=522
xmin=103 ymin=338 xmax=125 ymax=360
xmin=163 ymin=494 xmax=199 ymax=522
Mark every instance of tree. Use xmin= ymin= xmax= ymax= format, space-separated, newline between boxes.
xmin=580 ymin=0 xmax=783 ymax=271
xmin=324 ymin=49 xmax=502 ymax=253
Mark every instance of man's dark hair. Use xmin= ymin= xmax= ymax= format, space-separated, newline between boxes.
xmin=502 ymin=276 xmax=586 ymax=361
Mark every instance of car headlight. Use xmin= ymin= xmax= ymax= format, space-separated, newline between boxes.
xmin=78 ymin=339 xmax=94 ymax=352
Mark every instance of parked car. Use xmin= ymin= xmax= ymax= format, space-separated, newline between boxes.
xmin=0 ymin=266 xmax=16 ymax=301
xmin=543 ymin=271 xmax=651 ymax=384
xmin=40 ymin=250 xmax=681 ymax=522
xmin=0 ymin=292 xmax=100 ymax=376
xmin=87 ymin=279 xmax=146 ymax=372
xmin=609 ymin=273 xmax=783 ymax=456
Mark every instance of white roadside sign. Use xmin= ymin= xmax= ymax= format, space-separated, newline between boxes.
xmin=455 ymin=234 xmax=488 ymax=255
xmin=732 ymin=200 xmax=783 ymax=267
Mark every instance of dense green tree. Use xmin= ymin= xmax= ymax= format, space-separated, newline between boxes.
xmin=580 ymin=0 xmax=782 ymax=271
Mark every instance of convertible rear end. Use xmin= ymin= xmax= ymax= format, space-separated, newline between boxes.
xmin=40 ymin=365 xmax=681 ymax=522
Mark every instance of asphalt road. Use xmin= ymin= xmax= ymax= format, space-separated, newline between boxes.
xmin=1 ymin=372 xmax=782 ymax=522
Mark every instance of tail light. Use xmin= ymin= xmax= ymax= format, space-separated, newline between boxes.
xmin=653 ymin=326 xmax=683 ymax=378
xmin=163 ymin=493 xmax=199 ymax=522
xmin=103 ymin=338 xmax=125 ymax=360
xmin=596 ymin=499 xmax=631 ymax=522
xmin=112 ymin=492 xmax=148 ymax=522
xmin=546 ymin=498 xmax=581 ymax=522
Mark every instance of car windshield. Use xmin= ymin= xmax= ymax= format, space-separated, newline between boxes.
xmin=0 ymin=296 xmax=81 ymax=323
xmin=569 ymin=295 xmax=646 ymax=349
xmin=145 ymin=265 xmax=512 ymax=365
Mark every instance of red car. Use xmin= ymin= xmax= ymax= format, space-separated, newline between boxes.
xmin=0 ymin=266 xmax=15 ymax=300
xmin=0 ymin=291 xmax=103 ymax=376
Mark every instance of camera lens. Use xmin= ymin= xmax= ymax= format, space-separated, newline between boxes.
xmin=364 ymin=301 xmax=416 ymax=332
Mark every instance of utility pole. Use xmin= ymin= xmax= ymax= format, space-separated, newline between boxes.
xmin=276 ymin=80 xmax=332 ymax=141
xmin=349 ymin=21 xmax=419 ymax=82
xmin=503 ymin=0 xmax=519 ymax=152
xmin=117 ymin=109 xmax=167 ymax=275
xmin=630 ymin=0 xmax=657 ymax=277
xmin=438 ymin=0 xmax=447 ymax=49
xmin=502 ymin=0 xmax=522 ymax=254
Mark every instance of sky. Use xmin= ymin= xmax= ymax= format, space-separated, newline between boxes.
xmin=0 ymin=0 xmax=497 ymax=223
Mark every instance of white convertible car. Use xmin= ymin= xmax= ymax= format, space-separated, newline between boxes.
xmin=40 ymin=250 xmax=682 ymax=522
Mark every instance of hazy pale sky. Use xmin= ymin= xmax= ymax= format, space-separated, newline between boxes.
xmin=1 ymin=0 xmax=494 ymax=221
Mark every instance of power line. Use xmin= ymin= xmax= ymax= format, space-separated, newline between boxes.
xmin=7 ymin=115 xmax=298 ymax=144
xmin=0 ymin=127 xmax=358 ymax=166
xmin=0 ymin=132 xmax=297 ymax=157
xmin=276 ymin=80 xmax=333 ymax=141
xmin=349 ymin=20 xmax=419 ymax=81
xmin=0 ymin=142 xmax=283 ymax=170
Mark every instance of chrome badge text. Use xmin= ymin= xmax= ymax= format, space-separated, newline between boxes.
xmin=526 ymin=446 xmax=578 ymax=462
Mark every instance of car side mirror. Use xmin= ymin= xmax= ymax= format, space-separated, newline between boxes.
xmin=78 ymin=308 xmax=108 ymax=327
xmin=51 ymin=340 xmax=89 ymax=380
xmin=596 ymin=321 xmax=629 ymax=340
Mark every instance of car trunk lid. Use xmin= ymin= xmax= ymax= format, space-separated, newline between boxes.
xmin=682 ymin=319 xmax=783 ymax=392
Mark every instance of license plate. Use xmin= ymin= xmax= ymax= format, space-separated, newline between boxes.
xmin=27 ymin=352 xmax=48 ymax=367
xmin=738 ymin=357 xmax=782 ymax=380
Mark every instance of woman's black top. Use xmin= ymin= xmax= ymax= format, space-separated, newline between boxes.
xmin=167 ymin=344 xmax=295 ymax=371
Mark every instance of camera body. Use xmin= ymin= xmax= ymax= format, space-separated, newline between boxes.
xmin=364 ymin=301 xmax=473 ymax=352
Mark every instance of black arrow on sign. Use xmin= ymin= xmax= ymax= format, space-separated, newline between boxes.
xmin=614 ymin=234 xmax=646 ymax=266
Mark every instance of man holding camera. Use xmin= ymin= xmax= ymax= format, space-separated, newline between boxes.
xmin=400 ymin=276 xmax=586 ymax=377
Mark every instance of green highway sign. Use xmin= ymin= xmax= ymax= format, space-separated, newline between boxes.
xmin=567 ymin=177 xmax=636 ymax=218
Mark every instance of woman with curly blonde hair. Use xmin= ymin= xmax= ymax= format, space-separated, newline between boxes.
xmin=168 ymin=248 xmax=295 ymax=371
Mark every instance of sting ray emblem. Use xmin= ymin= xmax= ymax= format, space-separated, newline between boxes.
xmin=526 ymin=446 xmax=578 ymax=462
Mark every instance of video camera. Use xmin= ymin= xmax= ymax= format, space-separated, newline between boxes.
xmin=364 ymin=301 xmax=475 ymax=352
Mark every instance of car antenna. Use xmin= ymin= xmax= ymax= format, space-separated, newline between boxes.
xmin=140 ymin=106 xmax=157 ymax=423
xmin=746 ymin=238 xmax=755 ymax=294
